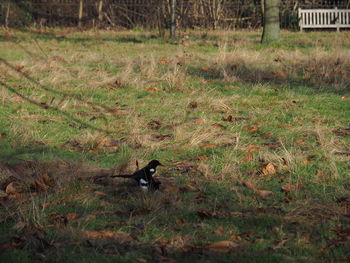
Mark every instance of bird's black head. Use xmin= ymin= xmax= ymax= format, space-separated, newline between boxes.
xmin=148 ymin=160 xmax=162 ymax=168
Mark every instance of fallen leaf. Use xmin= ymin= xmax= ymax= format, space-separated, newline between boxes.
xmin=197 ymin=162 xmax=212 ymax=177
xmin=247 ymin=145 xmax=260 ymax=151
xmin=213 ymin=226 xmax=225 ymax=235
xmin=194 ymin=118 xmax=204 ymax=124
xmin=42 ymin=202 xmax=52 ymax=209
xmin=341 ymin=96 xmax=349 ymax=100
xmin=5 ymin=182 xmax=20 ymax=194
xmin=262 ymin=163 xmax=276 ymax=176
xmin=275 ymin=70 xmax=288 ymax=79
xmin=16 ymin=65 xmax=24 ymax=71
xmin=212 ymin=123 xmax=225 ymax=129
xmin=162 ymin=185 xmax=179 ymax=193
xmin=175 ymin=218 xmax=185 ymax=225
xmin=94 ymin=191 xmax=107 ymax=197
xmin=201 ymin=143 xmax=217 ymax=149
xmin=35 ymin=175 xmax=50 ymax=192
xmin=206 ymin=240 xmax=238 ymax=253
xmin=243 ymin=151 xmax=253 ymax=161
xmin=243 ymin=179 xmax=273 ymax=199
xmin=159 ymin=57 xmax=169 ymax=65
xmin=181 ymin=184 xmax=200 ymax=192
xmin=147 ymin=87 xmax=159 ymax=92
xmin=248 ymin=126 xmax=259 ymax=133
xmin=255 ymin=189 xmax=274 ymax=198
xmin=188 ymin=101 xmax=198 ymax=108
xmin=305 ymin=66 xmax=316 ymax=71
xmin=200 ymin=80 xmax=210 ymax=85
xmin=65 ymin=213 xmax=80 ymax=220
xmin=81 ymin=230 xmax=134 ymax=243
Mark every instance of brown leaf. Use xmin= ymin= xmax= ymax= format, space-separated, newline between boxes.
xmin=181 ymin=184 xmax=200 ymax=192
xmin=35 ymin=175 xmax=50 ymax=192
xmin=200 ymin=80 xmax=210 ymax=85
xmin=42 ymin=202 xmax=52 ymax=209
xmin=16 ymin=65 xmax=25 ymax=71
xmin=255 ymin=189 xmax=274 ymax=199
xmin=65 ymin=213 xmax=80 ymax=220
xmin=94 ymin=191 xmax=107 ymax=197
xmin=197 ymin=162 xmax=212 ymax=177
xmin=175 ymin=218 xmax=185 ymax=225
xmin=206 ymin=240 xmax=238 ymax=253
xmin=275 ymin=70 xmax=288 ymax=79
xmin=159 ymin=57 xmax=169 ymax=65
xmin=243 ymin=179 xmax=257 ymax=191
xmin=247 ymin=145 xmax=260 ymax=151
xmin=188 ymin=101 xmax=198 ymax=108
xmin=213 ymin=226 xmax=225 ymax=235
xmin=147 ymin=87 xmax=159 ymax=93
xmin=212 ymin=123 xmax=225 ymax=129
xmin=162 ymin=185 xmax=179 ymax=193
xmin=262 ymin=163 xmax=276 ymax=176
xmin=5 ymin=182 xmax=19 ymax=194
xmin=243 ymin=151 xmax=253 ymax=161
xmin=243 ymin=179 xmax=273 ymax=199
xmin=193 ymin=118 xmax=204 ymax=124
xmin=281 ymin=183 xmax=302 ymax=192
xmin=81 ymin=230 xmax=134 ymax=243
xmin=201 ymin=143 xmax=217 ymax=149
xmin=248 ymin=126 xmax=259 ymax=133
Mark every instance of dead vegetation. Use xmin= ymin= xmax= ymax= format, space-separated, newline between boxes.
xmin=0 ymin=29 xmax=350 ymax=262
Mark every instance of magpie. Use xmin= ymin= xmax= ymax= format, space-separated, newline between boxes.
xmin=111 ymin=160 xmax=162 ymax=191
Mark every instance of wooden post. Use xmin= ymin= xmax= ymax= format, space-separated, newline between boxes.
xmin=78 ymin=0 xmax=84 ymax=28
xmin=170 ymin=0 xmax=176 ymax=38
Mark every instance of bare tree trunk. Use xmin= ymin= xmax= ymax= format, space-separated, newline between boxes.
xmin=170 ymin=0 xmax=176 ymax=38
xmin=78 ymin=0 xmax=84 ymax=28
xmin=261 ymin=0 xmax=280 ymax=43
xmin=5 ymin=1 xmax=11 ymax=28
xmin=98 ymin=0 xmax=103 ymax=26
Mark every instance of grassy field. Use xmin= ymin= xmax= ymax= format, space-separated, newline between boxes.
xmin=0 ymin=28 xmax=350 ymax=262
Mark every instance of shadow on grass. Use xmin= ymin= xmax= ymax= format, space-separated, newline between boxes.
xmin=187 ymin=65 xmax=350 ymax=95
xmin=0 ymin=29 xmax=161 ymax=44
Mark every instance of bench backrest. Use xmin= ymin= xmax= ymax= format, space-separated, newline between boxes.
xmin=298 ymin=8 xmax=350 ymax=30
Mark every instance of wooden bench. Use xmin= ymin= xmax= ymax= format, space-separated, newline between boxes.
xmin=298 ymin=8 xmax=350 ymax=32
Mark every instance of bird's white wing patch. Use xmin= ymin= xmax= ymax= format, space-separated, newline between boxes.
xmin=140 ymin=178 xmax=148 ymax=185
xmin=149 ymin=168 xmax=155 ymax=172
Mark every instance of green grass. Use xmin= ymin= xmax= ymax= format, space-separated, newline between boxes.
xmin=0 ymin=28 xmax=350 ymax=262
